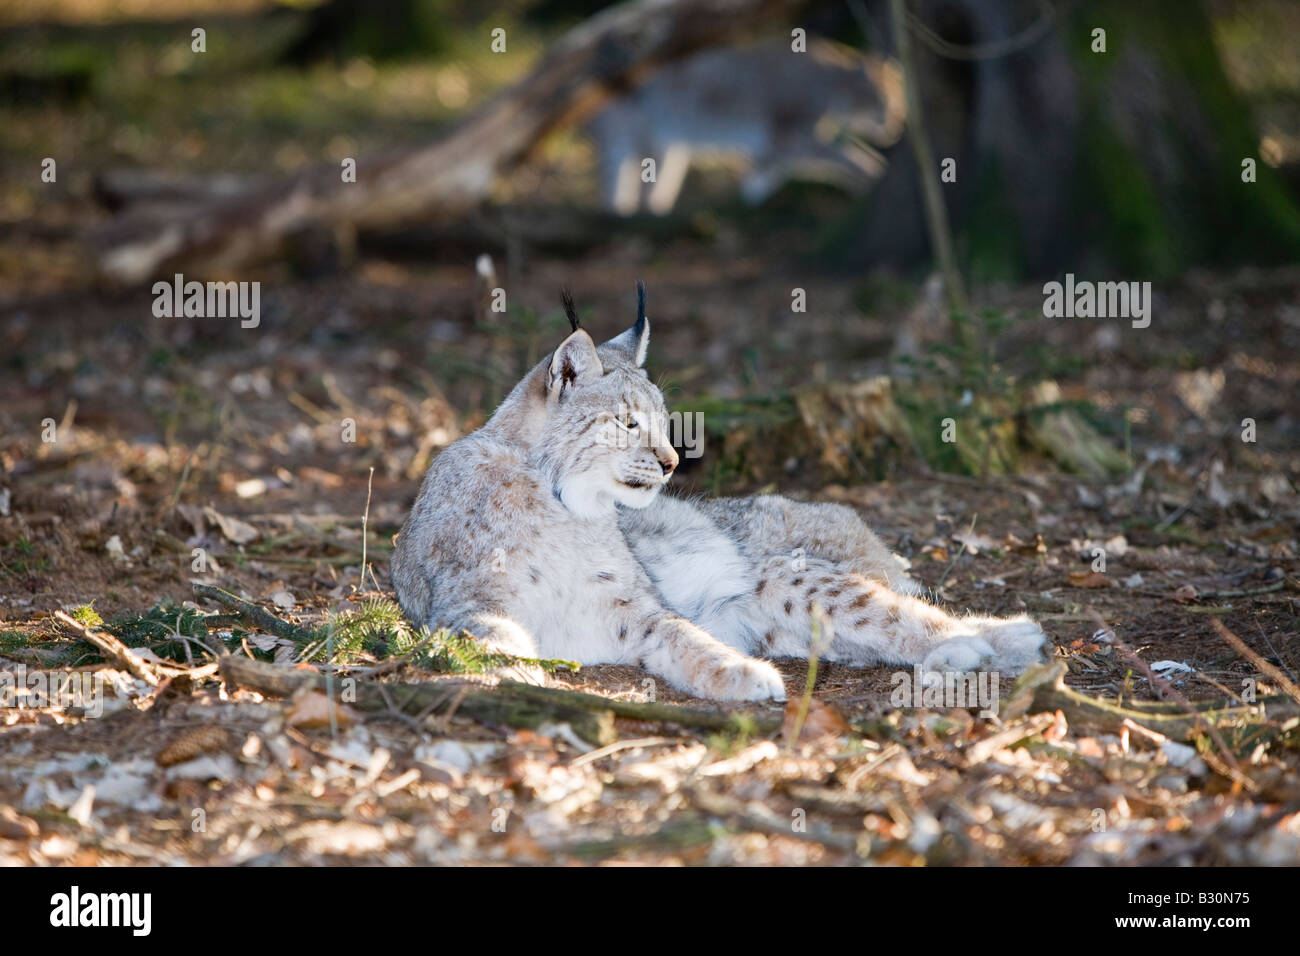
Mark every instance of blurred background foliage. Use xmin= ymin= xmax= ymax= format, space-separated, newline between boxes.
xmin=2 ymin=0 xmax=1299 ymax=280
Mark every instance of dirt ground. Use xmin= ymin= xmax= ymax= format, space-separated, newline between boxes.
xmin=1 ymin=221 xmax=1298 ymax=865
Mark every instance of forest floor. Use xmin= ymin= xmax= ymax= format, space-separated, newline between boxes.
xmin=1 ymin=0 xmax=1298 ymax=867
xmin=1 ymin=227 xmax=1298 ymax=865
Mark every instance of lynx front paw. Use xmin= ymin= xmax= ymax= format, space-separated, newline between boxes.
xmin=699 ymin=657 xmax=788 ymax=702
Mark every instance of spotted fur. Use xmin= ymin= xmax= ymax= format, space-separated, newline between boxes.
xmin=392 ymin=286 xmax=1047 ymax=701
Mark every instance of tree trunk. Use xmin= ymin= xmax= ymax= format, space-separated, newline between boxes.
xmin=839 ymin=0 xmax=1300 ymax=278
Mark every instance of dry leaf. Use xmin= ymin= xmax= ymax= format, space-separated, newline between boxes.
xmin=0 ymin=805 xmax=39 ymax=840
xmin=1068 ymin=570 xmax=1113 ymax=589
xmin=781 ymin=697 xmax=851 ymax=742
xmin=268 ymin=590 xmax=296 ymax=610
xmin=286 ymin=691 xmax=357 ymax=729
xmin=176 ymin=503 xmax=259 ymax=544
xmin=1043 ymin=710 xmax=1069 ymax=743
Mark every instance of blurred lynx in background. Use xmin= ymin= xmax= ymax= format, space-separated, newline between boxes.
xmin=586 ymin=38 xmax=904 ymax=215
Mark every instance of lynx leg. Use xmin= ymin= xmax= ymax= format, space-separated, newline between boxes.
xmin=703 ymin=496 xmax=921 ymax=595
xmin=632 ymin=613 xmax=786 ymax=702
xmin=612 ymin=156 xmax=644 ymax=216
xmin=752 ymin=557 xmax=1047 ymax=678
xmin=646 ymin=144 xmax=692 ymax=215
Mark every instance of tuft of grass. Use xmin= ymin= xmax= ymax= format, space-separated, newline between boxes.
xmin=0 ymin=536 xmax=51 ymax=576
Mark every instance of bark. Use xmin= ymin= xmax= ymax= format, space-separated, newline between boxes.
xmin=842 ymin=0 xmax=1300 ymax=278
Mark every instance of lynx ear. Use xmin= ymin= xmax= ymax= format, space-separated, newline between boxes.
xmin=547 ymin=329 xmax=603 ymax=400
xmin=599 ymin=280 xmax=650 ymax=368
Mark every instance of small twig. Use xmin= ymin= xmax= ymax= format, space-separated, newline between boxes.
xmin=964 ymin=713 xmax=1055 ymax=765
xmin=359 ymin=466 xmax=375 ymax=594
xmin=1255 ymin=616 xmax=1298 ymax=685
xmin=193 ymin=583 xmax=315 ymax=645
xmin=1196 ymin=580 xmax=1285 ymax=599
xmin=905 ymin=0 xmax=1056 ymax=62
xmin=569 ymin=736 xmax=685 ymax=769
xmin=685 ymin=783 xmax=861 ymax=853
xmin=889 ymin=0 xmax=969 ymax=320
xmin=788 ymin=603 xmax=830 ymax=748
xmin=1212 ymin=617 xmax=1300 ymax=709
xmin=842 ymin=742 xmax=905 ymax=790
xmin=350 ymin=633 xmax=435 ymax=679
xmin=1092 ymin=609 xmax=1253 ymax=791
xmin=376 ymin=682 xmax=437 ymax=735
xmin=1154 ymin=496 xmax=1197 ymax=533
xmin=936 ymin=514 xmax=978 ymax=591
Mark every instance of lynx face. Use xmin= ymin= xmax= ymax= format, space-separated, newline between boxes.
xmin=535 ymin=305 xmax=679 ymax=518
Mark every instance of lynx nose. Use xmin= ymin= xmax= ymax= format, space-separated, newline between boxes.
xmin=658 ymin=449 xmax=679 ymax=475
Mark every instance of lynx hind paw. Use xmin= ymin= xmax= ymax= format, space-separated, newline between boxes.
xmin=938 ymin=615 xmax=1049 ymax=676
xmin=707 ymin=657 xmax=787 ymax=702
xmin=921 ymin=636 xmax=997 ymax=686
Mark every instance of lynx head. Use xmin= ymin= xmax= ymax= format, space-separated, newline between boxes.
xmin=535 ymin=282 xmax=679 ymax=518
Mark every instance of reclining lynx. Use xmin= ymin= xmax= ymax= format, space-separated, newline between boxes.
xmin=392 ymin=285 xmax=1047 ymax=701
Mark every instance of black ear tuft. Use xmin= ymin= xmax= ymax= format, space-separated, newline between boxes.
xmin=561 ymin=287 xmax=580 ymax=332
xmin=634 ymin=280 xmax=646 ymax=335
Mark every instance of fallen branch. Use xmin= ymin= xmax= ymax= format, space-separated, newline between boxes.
xmin=498 ymin=681 xmax=781 ymax=735
xmin=1212 ymin=617 xmax=1300 ymax=708
xmin=219 ymin=654 xmax=792 ymax=746
xmin=94 ymin=0 xmax=796 ymax=281
xmin=1005 ymin=661 xmax=1299 ymax=747
xmin=53 ymin=610 xmax=162 ymax=686
xmin=193 ymin=583 xmax=315 ymax=644
xmin=221 ymin=653 xmax=616 ymax=744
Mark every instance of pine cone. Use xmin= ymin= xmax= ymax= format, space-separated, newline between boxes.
xmin=157 ymin=726 xmax=230 ymax=767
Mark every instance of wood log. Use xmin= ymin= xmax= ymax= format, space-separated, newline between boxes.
xmin=217 ymin=654 xmax=791 ymax=746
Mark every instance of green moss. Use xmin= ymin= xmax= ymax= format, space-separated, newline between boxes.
xmin=68 ymin=603 xmax=103 ymax=628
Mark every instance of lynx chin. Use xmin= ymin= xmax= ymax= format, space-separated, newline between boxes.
xmin=391 ymin=283 xmax=1048 ymax=701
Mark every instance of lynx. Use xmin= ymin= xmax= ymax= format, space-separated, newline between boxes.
xmin=585 ymin=39 xmax=904 ymax=216
xmin=391 ymin=285 xmax=1047 ymax=701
